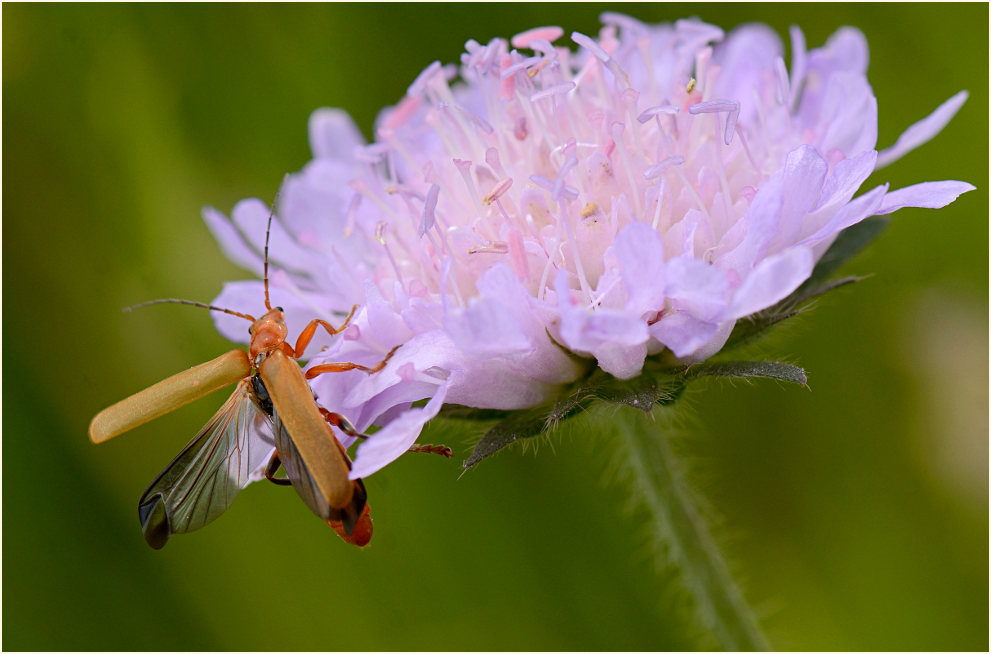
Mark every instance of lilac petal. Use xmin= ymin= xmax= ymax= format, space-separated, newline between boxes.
xmin=718 ymin=175 xmax=784 ymax=273
xmin=788 ymin=25 xmax=807 ymax=109
xmin=209 ymin=281 xmax=263 ymax=344
xmin=799 ymin=184 xmax=888 ymax=247
xmin=562 ymin=308 xmax=649 ymax=350
xmin=592 ymin=340 xmax=648 ymax=380
xmin=816 ymin=73 xmax=878 ymax=155
xmin=614 ymin=223 xmax=667 ymax=316
xmin=711 ymin=23 xmax=782 ymax=126
xmin=726 ymin=247 xmax=814 ymax=319
xmin=444 ymin=264 xmax=543 ymax=358
xmin=876 ymin=91 xmax=969 ymax=169
xmin=555 ymin=271 xmax=649 ymax=378
xmin=874 ymin=181 xmax=976 ymax=216
xmin=812 ymin=149 xmax=877 ymax=213
xmin=444 ymin=294 xmax=533 ymax=358
xmin=203 ymin=206 xmax=262 ymax=277
xmin=349 ymin=380 xmax=451 ymax=479
xmin=363 ymin=281 xmax=414 ymax=347
xmin=781 ymin=145 xmax=829 ymax=227
xmin=664 ymin=256 xmax=731 ymax=322
xmin=209 ymin=280 xmax=349 ymax=354
xmin=308 ymin=108 xmax=366 ymax=161
xmin=446 ymin=357 xmax=568 ymax=407
xmin=229 ymin=199 xmax=325 ymax=278
xmin=650 ymin=313 xmax=720 ymax=359
xmin=810 ymin=26 xmax=869 ymax=76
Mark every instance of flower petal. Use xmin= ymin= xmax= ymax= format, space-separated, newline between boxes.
xmin=614 ymin=222 xmax=667 ymax=316
xmin=874 ymin=181 xmax=976 ymax=216
xmin=349 ymin=379 xmax=451 ymax=479
xmin=651 ymin=312 xmax=720 ymax=359
xmin=202 ymin=206 xmax=262 ymax=277
xmin=876 ymin=91 xmax=968 ymax=169
xmin=727 ymin=247 xmax=814 ymax=319
xmin=308 ymin=108 xmax=366 ymax=160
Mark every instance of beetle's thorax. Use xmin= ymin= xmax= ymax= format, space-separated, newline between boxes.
xmin=249 ymin=308 xmax=289 ymax=362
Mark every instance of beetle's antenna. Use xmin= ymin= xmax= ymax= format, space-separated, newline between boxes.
xmin=124 ymin=299 xmax=256 ymax=323
xmin=263 ymin=179 xmax=288 ymax=313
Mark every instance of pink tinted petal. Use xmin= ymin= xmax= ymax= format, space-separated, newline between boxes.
xmin=349 ymin=380 xmax=451 ymax=479
xmin=876 ymin=91 xmax=968 ymax=169
xmin=308 ymin=108 xmax=366 ymax=160
xmin=874 ymin=181 xmax=976 ymax=216
xmin=726 ymin=247 xmax=814 ymax=319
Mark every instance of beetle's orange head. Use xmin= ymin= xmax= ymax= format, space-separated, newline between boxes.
xmin=248 ymin=307 xmax=288 ymax=360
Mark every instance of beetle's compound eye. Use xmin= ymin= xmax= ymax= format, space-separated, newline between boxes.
xmin=275 ymin=306 xmax=284 ymax=312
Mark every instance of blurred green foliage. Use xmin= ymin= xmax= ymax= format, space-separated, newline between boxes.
xmin=3 ymin=3 xmax=987 ymax=650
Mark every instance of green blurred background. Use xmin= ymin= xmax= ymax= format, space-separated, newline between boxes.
xmin=3 ymin=3 xmax=987 ymax=651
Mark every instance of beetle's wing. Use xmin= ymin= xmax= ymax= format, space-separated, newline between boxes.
xmin=137 ymin=379 xmax=275 ymax=549
xmin=272 ymin=408 xmax=368 ymax=537
xmin=258 ymin=349 xmax=368 ymax=540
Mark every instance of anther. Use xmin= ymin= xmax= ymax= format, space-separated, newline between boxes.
xmin=482 ymin=178 xmax=513 ymax=205
xmin=688 ymin=99 xmax=741 ymax=145
xmin=637 ymin=105 xmax=679 ymax=124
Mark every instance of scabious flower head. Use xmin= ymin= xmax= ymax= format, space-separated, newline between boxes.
xmin=205 ymin=16 xmax=973 ymax=478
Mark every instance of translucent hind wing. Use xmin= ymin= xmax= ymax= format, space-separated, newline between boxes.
xmin=138 ymin=379 xmax=275 ymax=548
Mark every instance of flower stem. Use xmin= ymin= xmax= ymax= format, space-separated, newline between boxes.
xmin=616 ymin=408 xmax=771 ymax=651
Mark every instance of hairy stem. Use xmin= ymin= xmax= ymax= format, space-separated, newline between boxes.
xmin=616 ymin=408 xmax=770 ymax=651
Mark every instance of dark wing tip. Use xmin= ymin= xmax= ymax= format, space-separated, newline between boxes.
xmin=138 ymin=495 xmax=171 ymax=550
xmin=330 ymin=478 xmax=367 ymax=535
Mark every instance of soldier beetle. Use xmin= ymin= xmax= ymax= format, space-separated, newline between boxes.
xmin=89 ymin=195 xmax=450 ymax=549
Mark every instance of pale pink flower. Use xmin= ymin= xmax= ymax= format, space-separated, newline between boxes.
xmin=205 ymin=17 xmax=973 ymax=478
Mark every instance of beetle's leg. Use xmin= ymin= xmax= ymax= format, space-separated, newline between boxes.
xmin=291 ymin=305 xmax=359 ymax=358
xmin=304 ymin=344 xmax=400 ymax=380
xmin=264 ymin=450 xmax=292 ymax=486
xmin=319 ymin=407 xmax=452 ymax=458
